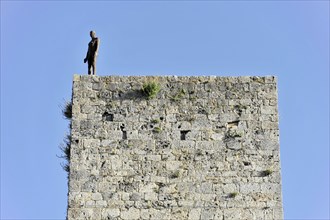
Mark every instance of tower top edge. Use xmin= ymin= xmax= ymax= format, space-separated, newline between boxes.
xmin=73 ymin=74 xmax=277 ymax=82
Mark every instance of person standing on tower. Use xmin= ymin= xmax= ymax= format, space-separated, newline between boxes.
xmin=84 ymin=31 xmax=100 ymax=75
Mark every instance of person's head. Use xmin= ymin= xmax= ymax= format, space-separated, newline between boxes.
xmin=90 ymin=31 xmax=96 ymax=38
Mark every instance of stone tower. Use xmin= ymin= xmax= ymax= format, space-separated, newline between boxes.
xmin=67 ymin=75 xmax=283 ymax=219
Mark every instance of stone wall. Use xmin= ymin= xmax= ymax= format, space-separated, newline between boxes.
xmin=67 ymin=75 xmax=283 ymax=219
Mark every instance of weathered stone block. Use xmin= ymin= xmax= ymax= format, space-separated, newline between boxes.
xmin=121 ymin=207 xmax=140 ymax=219
xmin=188 ymin=208 xmax=201 ymax=219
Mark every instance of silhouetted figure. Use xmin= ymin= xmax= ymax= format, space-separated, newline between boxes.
xmin=84 ymin=31 xmax=100 ymax=75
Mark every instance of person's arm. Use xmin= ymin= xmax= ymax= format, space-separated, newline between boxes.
xmin=95 ymin=38 xmax=100 ymax=56
xmin=84 ymin=47 xmax=89 ymax=63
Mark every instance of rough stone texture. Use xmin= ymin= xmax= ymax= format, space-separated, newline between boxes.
xmin=67 ymin=75 xmax=283 ymax=220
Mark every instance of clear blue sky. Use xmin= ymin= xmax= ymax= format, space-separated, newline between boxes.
xmin=1 ymin=1 xmax=329 ymax=219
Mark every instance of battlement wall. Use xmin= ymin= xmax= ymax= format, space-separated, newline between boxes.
xmin=67 ymin=75 xmax=283 ymax=219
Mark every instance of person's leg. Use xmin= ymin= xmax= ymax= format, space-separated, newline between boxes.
xmin=92 ymin=59 xmax=97 ymax=75
xmin=88 ymin=62 xmax=92 ymax=75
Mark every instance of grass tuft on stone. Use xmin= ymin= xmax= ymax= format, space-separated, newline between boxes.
xmin=62 ymin=101 xmax=72 ymax=120
xmin=261 ymin=169 xmax=273 ymax=177
xmin=153 ymin=127 xmax=161 ymax=133
xmin=58 ymin=134 xmax=71 ymax=175
xmin=141 ymin=81 xmax=161 ymax=99
xmin=151 ymin=119 xmax=160 ymax=124
xmin=228 ymin=192 xmax=238 ymax=198
xmin=170 ymin=89 xmax=186 ymax=101
xmin=170 ymin=170 xmax=180 ymax=179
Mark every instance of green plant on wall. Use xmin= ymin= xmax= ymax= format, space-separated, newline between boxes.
xmin=153 ymin=127 xmax=161 ymax=133
xmin=141 ymin=81 xmax=161 ymax=99
xmin=261 ymin=169 xmax=273 ymax=177
xmin=151 ymin=119 xmax=160 ymax=124
xmin=170 ymin=170 xmax=180 ymax=179
xmin=228 ymin=192 xmax=238 ymax=198
xmin=170 ymin=88 xmax=186 ymax=101
xmin=59 ymin=134 xmax=71 ymax=173
xmin=225 ymin=129 xmax=244 ymax=139
xmin=59 ymin=100 xmax=72 ymax=178
xmin=62 ymin=101 xmax=72 ymax=120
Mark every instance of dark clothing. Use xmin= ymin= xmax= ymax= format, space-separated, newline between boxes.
xmin=86 ymin=37 xmax=99 ymax=61
xmin=85 ymin=37 xmax=99 ymax=75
